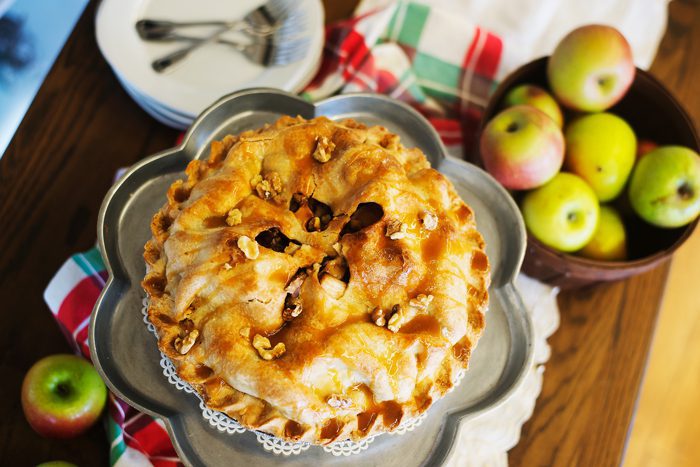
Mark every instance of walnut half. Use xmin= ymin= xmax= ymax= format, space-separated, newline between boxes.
xmin=312 ymin=136 xmax=335 ymax=163
xmin=282 ymin=299 xmax=302 ymax=321
xmin=252 ymin=334 xmax=286 ymax=360
xmin=386 ymin=219 xmax=409 ymax=240
xmin=387 ymin=304 xmax=404 ymax=333
xmin=237 ymin=235 xmax=259 ymax=259
xmin=409 ymin=294 xmax=434 ymax=311
xmin=283 ymin=269 xmax=307 ymax=321
xmin=419 ymin=211 xmax=438 ymax=231
xmin=371 ymin=307 xmax=387 ymax=327
xmin=252 ymin=172 xmax=282 ymax=200
xmin=174 ymin=329 xmax=199 ymax=354
xmin=226 ymin=208 xmax=242 ymax=226
xmin=327 ymin=394 xmax=353 ymax=409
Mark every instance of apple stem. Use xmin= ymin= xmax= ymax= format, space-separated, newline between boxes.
xmin=506 ymin=122 xmax=520 ymax=133
xmin=56 ymin=382 xmax=71 ymax=397
xmin=679 ymin=182 xmax=694 ymax=200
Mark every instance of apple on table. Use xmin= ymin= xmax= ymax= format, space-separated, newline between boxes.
xmin=22 ymin=354 xmax=107 ymax=439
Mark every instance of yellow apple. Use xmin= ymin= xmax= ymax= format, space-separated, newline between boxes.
xmin=565 ymin=112 xmax=637 ymax=202
xmin=502 ymin=84 xmax=564 ymax=127
xmin=522 ymin=172 xmax=600 ymax=252
xmin=579 ymin=205 xmax=628 ymax=260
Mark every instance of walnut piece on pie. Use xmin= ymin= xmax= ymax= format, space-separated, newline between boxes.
xmin=174 ymin=329 xmax=198 ymax=355
xmin=226 ymin=208 xmax=242 ymax=226
xmin=419 ymin=211 xmax=438 ymax=231
xmin=253 ymin=334 xmax=286 ymax=361
xmin=142 ymin=116 xmax=490 ymax=445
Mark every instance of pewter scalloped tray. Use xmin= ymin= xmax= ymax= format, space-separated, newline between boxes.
xmin=89 ymin=89 xmax=533 ymax=467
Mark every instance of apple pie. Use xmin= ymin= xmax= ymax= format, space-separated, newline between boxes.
xmin=142 ymin=116 xmax=490 ymax=445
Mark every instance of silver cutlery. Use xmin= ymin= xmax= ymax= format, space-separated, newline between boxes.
xmin=137 ymin=0 xmax=296 ymax=40
xmin=147 ymin=0 xmax=306 ymax=72
xmin=151 ymin=25 xmax=232 ymax=73
xmin=153 ymin=33 xmax=309 ymax=69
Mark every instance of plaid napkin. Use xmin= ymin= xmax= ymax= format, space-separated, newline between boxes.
xmin=43 ymin=2 xmax=505 ymax=465
xmin=303 ymin=0 xmax=504 ymax=156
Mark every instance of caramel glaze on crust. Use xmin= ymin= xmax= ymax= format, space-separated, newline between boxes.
xmin=142 ymin=116 xmax=490 ymax=445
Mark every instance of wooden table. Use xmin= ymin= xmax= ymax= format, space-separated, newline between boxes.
xmin=0 ymin=1 xmax=697 ymax=465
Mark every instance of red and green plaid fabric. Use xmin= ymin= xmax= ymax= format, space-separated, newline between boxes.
xmin=44 ymin=2 xmax=505 ymax=465
xmin=44 ymin=249 xmax=181 ymax=467
xmin=303 ymin=0 xmax=504 ymax=154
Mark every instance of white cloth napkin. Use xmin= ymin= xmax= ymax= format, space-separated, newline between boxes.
xmin=362 ymin=0 xmax=669 ymax=72
xmin=446 ymin=275 xmax=560 ymax=466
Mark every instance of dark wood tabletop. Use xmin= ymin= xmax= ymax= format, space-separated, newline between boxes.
xmin=1 ymin=1 xmax=697 ymax=465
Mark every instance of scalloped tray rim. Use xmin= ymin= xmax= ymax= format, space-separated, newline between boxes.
xmin=89 ymin=88 xmax=533 ymax=466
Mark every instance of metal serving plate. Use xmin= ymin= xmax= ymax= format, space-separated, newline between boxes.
xmin=90 ymin=89 xmax=533 ymax=466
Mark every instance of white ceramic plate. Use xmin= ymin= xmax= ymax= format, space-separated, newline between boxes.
xmin=115 ymin=70 xmax=191 ymax=128
xmin=96 ymin=0 xmax=324 ymax=117
xmin=114 ymin=67 xmax=194 ymax=127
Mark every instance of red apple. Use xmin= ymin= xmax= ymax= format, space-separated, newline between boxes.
xmin=480 ymin=105 xmax=564 ymax=190
xmin=21 ymin=354 xmax=107 ymax=438
xmin=548 ymin=25 xmax=635 ymax=112
xmin=637 ymin=139 xmax=658 ymax=160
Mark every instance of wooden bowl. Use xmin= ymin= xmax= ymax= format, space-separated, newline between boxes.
xmin=471 ymin=57 xmax=700 ymax=289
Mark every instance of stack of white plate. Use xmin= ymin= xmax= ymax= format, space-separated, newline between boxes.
xmin=96 ymin=0 xmax=324 ymax=129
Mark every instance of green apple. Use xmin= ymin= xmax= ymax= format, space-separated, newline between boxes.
xmin=480 ymin=105 xmax=564 ymax=190
xmin=579 ymin=205 xmax=627 ymax=260
xmin=21 ymin=354 xmax=107 ymax=439
xmin=522 ymin=172 xmax=600 ymax=252
xmin=502 ymin=84 xmax=564 ymax=127
xmin=628 ymin=146 xmax=700 ymax=228
xmin=565 ymin=112 xmax=637 ymax=202
xmin=548 ymin=25 xmax=635 ymax=112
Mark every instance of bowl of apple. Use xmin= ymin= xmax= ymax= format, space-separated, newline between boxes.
xmin=475 ymin=25 xmax=700 ymax=289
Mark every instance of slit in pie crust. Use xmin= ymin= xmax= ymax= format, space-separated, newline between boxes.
xmin=142 ymin=116 xmax=490 ymax=445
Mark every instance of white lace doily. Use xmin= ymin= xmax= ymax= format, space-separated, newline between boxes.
xmin=444 ymin=275 xmax=560 ymax=466
xmin=141 ymin=297 xmax=443 ymax=457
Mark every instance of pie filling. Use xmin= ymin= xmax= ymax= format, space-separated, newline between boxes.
xmin=143 ymin=116 xmax=490 ymax=444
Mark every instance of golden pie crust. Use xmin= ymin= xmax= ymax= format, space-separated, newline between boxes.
xmin=142 ymin=116 xmax=490 ymax=445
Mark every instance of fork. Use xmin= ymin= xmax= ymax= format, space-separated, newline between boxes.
xmin=149 ymin=0 xmax=301 ymax=72
xmin=136 ymin=0 xmax=295 ymax=40
xmin=153 ymin=33 xmax=309 ymax=69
